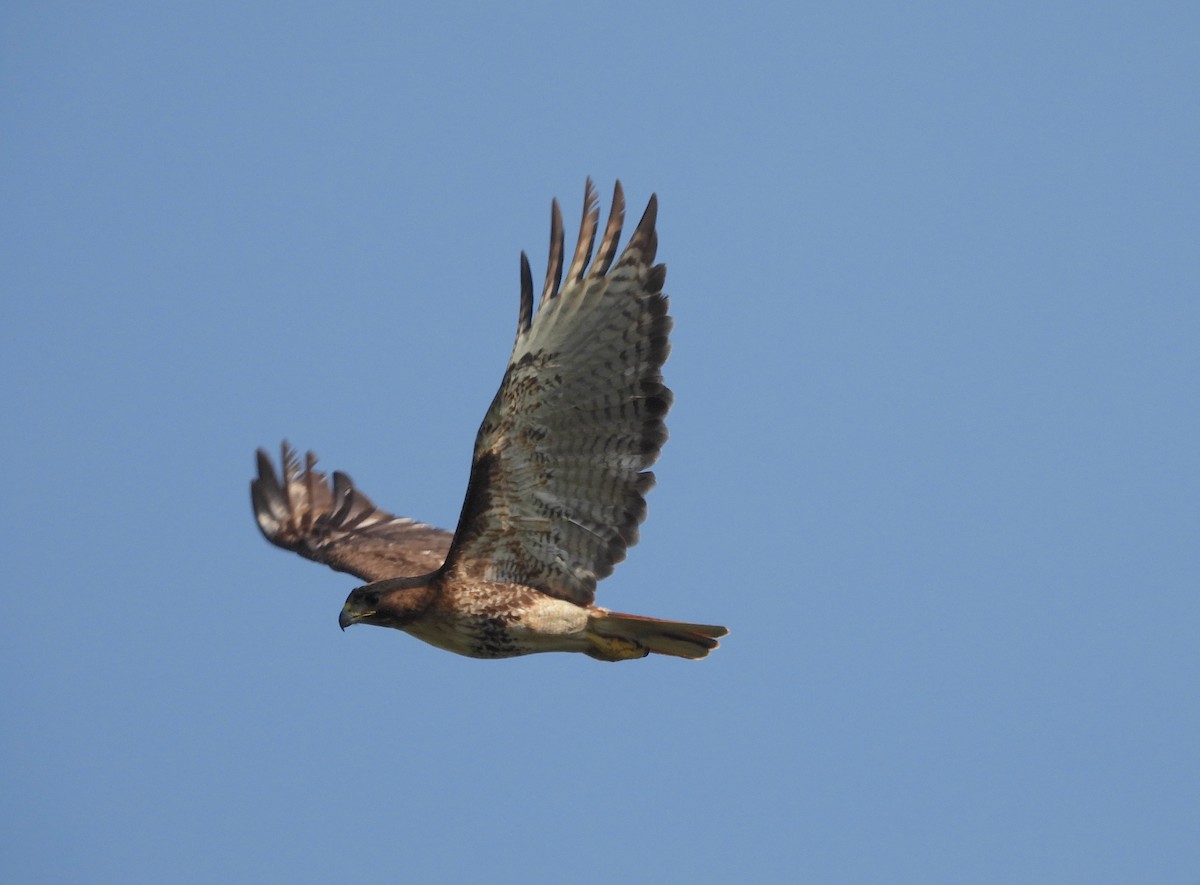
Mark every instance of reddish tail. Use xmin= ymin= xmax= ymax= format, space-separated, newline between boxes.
xmin=588 ymin=611 xmax=728 ymax=660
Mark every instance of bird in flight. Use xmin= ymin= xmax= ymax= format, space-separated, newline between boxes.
xmin=251 ymin=181 xmax=727 ymax=660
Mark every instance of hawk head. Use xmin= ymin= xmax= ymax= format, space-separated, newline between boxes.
xmin=339 ymin=577 xmax=436 ymax=631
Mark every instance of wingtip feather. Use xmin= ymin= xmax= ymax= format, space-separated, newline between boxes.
xmin=518 ymin=251 xmax=534 ymax=334
xmin=542 ymin=199 xmax=564 ymax=302
xmin=566 ymin=179 xmax=601 ymax=283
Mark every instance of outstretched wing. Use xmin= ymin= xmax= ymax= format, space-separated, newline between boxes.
xmin=440 ymin=180 xmax=672 ymax=606
xmin=252 ymin=442 xmax=453 ymax=582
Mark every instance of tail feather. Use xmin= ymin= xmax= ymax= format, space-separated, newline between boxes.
xmin=588 ymin=611 xmax=728 ymax=660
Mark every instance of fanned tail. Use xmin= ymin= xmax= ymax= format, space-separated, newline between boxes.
xmin=587 ymin=611 xmax=728 ymax=661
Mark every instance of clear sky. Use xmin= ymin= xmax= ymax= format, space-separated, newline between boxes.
xmin=3 ymin=3 xmax=1197 ymax=883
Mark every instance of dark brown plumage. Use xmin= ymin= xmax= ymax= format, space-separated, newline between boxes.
xmin=252 ymin=444 xmax=452 ymax=580
xmin=252 ymin=181 xmax=727 ymax=660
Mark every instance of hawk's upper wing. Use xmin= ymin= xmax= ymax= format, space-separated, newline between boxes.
xmin=252 ymin=442 xmax=453 ymax=582
xmin=439 ymin=180 xmax=672 ymax=606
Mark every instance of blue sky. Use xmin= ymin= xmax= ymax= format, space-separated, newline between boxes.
xmin=3 ymin=2 xmax=1197 ymax=882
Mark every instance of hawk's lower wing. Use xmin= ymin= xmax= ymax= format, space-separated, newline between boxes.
xmin=252 ymin=442 xmax=453 ymax=582
xmin=439 ymin=181 xmax=671 ymax=606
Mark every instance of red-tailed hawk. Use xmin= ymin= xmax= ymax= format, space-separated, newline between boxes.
xmin=252 ymin=181 xmax=727 ymax=660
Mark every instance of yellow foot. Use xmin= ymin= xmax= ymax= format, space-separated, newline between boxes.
xmin=585 ymin=634 xmax=650 ymax=661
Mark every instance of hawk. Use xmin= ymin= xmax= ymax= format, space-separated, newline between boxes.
xmin=252 ymin=181 xmax=727 ymax=660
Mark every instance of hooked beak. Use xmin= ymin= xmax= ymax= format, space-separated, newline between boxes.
xmin=339 ymin=607 xmax=375 ymax=631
